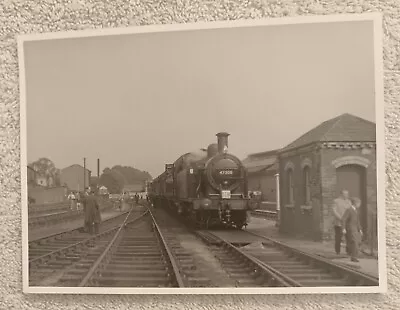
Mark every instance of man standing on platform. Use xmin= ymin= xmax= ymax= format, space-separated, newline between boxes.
xmin=342 ymin=197 xmax=363 ymax=262
xmin=332 ymin=189 xmax=351 ymax=255
xmin=83 ymin=187 xmax=102 ymax=238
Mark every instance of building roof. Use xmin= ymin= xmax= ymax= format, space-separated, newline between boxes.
xmin=123 ymin=184 xmax=144 ymax=192
xmin=61 ymin=164 xmax=91 ymax=172
xmin=246 ymin=149 xmax=280 ymax=159
xmin=243 ymin=150 xmax=278 ymax=174
xmin=280 ymin=113 xmax=376 ymax=153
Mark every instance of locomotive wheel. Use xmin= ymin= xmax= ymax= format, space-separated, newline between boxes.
xmin=235 ymin=222 xmax=245 ymax=230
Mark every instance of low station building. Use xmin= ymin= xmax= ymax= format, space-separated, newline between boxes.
xmin=242 ymin=150 xmax=279 ymax=210
xmin=60 ymin=164 xmax=91 ymax=192
xmin=277 ymin=113 xmax=377 ymax=244
xmin=27 ymin=165 xmax=67 ymax=205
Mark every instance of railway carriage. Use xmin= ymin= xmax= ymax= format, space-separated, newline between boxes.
xmin=149 ymin=132 xmax=253 ymax=229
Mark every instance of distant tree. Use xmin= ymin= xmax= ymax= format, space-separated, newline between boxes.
xmin=90 ymin=176 xmax=99 ymax=189
xmin=103 ymin=167 xmax=112 ymax=174
xmin=30 ymin=157 xmax=59 ymax=187
xmin=99 ymin=165 xmax=152 ymax=192
xmin=111 ymin=165 xmax=152 ymax=184
xmin=99 ymin=173 xmax=122 ymax=194
xmin=110 ymin=169 xmax=126 ymax=190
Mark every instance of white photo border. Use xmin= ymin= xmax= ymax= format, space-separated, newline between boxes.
xmin=18 ymin=12 xmax=387 ymax=295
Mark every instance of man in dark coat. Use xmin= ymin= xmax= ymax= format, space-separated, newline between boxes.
xmin=342 ymin=197 xmax=363 ymax=262
xmin=332 ymin=189 xmax=352 ymax=255
xmin=84 ymin=187 xmax=102 ymax=235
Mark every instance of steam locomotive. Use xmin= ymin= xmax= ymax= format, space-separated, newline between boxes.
xmin=148 ymin=132 xmax=252 ymax=229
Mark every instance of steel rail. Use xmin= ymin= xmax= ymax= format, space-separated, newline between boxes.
xmin=245 ymin=230 xmax=379 ymax=286
xmin=249 ymin=256 xmax=302 ymax=287
xmin=147 ymin=208 xmax=186 ymax=288
xmin=196 ymin=230 xmax=291 ymax=287
xmin=78 ymin=210 xmax=149 ymax=287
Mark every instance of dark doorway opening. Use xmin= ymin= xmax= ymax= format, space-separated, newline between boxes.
xmin=336 ymin=164 xmax=367 ymax=237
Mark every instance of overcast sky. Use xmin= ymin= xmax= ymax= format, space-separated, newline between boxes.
xmin=23 ymin=20 xmax=376 ymax=178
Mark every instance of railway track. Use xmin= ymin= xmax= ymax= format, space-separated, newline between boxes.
xmin=196 ymin=230 xmax=293 ymax=287
xmin=75 ymin=208 xmax=184 ymax=288
xmin=29 ymin=206 xmax=185 ymax=288
xmin=202 ymin=230 xmax=379 ymax=287
xmin=151 ymin=206 xmax=291 ymax=287
xmin=29 ymin=201 xmax=377 ymax=288
xmin=28 ymin=208 xmax=140 ymax=286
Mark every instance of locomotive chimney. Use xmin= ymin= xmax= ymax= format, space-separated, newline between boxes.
xmin=216 ymin=132 xmax=230 ymax=153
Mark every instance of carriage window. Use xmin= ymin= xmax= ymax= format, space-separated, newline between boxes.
xmin=303 ymin=166 xmax=311 ymax=205
xmin=287 ymin=169 xmax=294 ymax=204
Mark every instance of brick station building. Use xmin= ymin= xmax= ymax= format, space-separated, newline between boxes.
xmin=278 ymin=113 xmax=377 ymax=243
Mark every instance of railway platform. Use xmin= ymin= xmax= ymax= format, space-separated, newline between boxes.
xmin=28 ymin=205 xmax=131 ymax=242
xmin=246 ymin=216 xmax=379 ymax=278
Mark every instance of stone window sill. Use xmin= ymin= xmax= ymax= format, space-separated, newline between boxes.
xmin=300 ymin=205 xmax=312 ymax=215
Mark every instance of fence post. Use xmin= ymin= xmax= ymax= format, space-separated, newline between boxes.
xmin=275 ymin=173 xmax=280 ymax=228
xmin=370 ymin=212 xmax=377 ymax=257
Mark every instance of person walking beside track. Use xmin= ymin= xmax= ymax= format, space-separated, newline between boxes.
xmin=121 ymin=192 xmax=130 ymax=211
xmin=76 ymin=191 xmax=81 ymax=211
xmin=332 ymin=189 xmax=352 ymax=255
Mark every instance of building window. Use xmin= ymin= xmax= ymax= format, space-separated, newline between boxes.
xmin=303 ymin=166 xmax=311 ymax=205
xmin=287 ymin=169 xmax=294 ymax=204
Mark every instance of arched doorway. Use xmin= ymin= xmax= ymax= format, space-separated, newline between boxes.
xmin=336 ymin=164 xmax=367 ymax=237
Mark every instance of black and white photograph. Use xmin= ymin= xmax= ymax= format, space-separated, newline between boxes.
xmin=18 ymin=13 xmax=386 ymax=294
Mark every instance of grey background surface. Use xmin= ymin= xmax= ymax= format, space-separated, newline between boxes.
xmin=1 ymin=0 xmax=399 ymax=309
xmin=23 ymin=21 xmax=375 ymax=178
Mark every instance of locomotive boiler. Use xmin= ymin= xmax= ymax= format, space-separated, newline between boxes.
xmin=149 ymin=132 xmax=252 ymax=229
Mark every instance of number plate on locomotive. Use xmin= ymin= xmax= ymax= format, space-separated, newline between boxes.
xmin=221 ymin=190 xmax=231 ymax=199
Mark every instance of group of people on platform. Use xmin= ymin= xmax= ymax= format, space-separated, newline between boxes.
xmin=65 ymin=188 xmax=152 ymax=247
xmin=117 ymin=192 xmax=144 ymax=211
xmin=67 ymin=191 xmax=83 ymax=211
xmin=332 ymin=189 xmax=364 ymax=262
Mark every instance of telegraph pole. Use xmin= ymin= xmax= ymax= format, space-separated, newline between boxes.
xmin=83 ymin=157 xmax=86 ymax=192
xmin=97 ymin=158 xmax=100 ymax=191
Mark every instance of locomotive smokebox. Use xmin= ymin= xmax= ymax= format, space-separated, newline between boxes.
xmin=216 ymin=132 xmax=230 ymax=153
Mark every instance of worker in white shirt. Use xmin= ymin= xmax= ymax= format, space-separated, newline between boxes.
xmin=68 ymin=192 xmax=77 ymax=211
